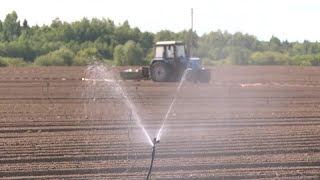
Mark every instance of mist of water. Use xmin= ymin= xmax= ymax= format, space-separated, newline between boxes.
xmin=156 ymin=70 xmax=188 ymax=140
xmin=84 ymin=63 xmax=153 ymax=146
xmin=114 ymin=83 xmax=153 ymax=146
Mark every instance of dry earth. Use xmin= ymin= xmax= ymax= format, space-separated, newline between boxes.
xmin=1 ymin=66 xmax=320 ymax=179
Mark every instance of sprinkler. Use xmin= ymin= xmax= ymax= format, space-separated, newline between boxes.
xmin=146 ymin=137 xmax=160 ymax=180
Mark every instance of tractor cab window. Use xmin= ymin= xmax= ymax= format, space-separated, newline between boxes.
xmin=176 ymin=45 xmax=186 ymax=58
xmin=166 ymin=45 xmax=174 ymax=58
xmin=155 ymin=46 xmax=165 ymax=58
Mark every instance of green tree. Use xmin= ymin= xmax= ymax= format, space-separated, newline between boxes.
xmin=22 ymin=19 xmax=29 ymax=30
xmin=0 ymin=20 xmax=2 ymax=34
xmin=291 ymin=43 xmax=304 ymax=55
xmin=34 ymin=48 xmax=74 ymax=66
xmin=228 ymin=47 xmax=251 ymax=65
xmin=76 ymin=47 xmax=101 ymax=59
xmin=249 ymin=51 xmax=289 ymax=65
xmin=94 ymin=39 xmax=113 ymax=59
xmin=115 ymin=20 xmax=139 ymax=44
xmin=114 ymin=44 xmax=124 ymax=65
xmin=139 ymin=31 xmax=154 ymax=55
xmin=154 ymin=30 xmax=176 ymax=42
xmin=114 ymin=41 xmax=144 ymax=65
xmin=269 ymin=36 xmax=282 ymax=52
xmin=0 ymin=25 xmax=2 ymax=41
xmin=3 ymin=11 xmax=320 ymax=67
xmin=51 ymin=18 xmax=63 ymax=28
xmin=73 ymin=47 xmax=102 ymax=65
xmin=0 ymin=57 xmax=26 ymax=67
xmin=123 ymin=40 xmax=144 ymax=65
xmin=2 ymin=11 xmax=21 ymax=41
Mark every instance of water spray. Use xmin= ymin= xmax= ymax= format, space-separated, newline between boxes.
xmin=146 ymin=137 xmax=160 ymax=180
xmin=84 ymin=63 xmax=153 ymax=146
xmin=156 ymin=69 xmax=188 ymax=141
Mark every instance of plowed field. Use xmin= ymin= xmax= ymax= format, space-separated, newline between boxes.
xmin=1 ymin=66 xmax=320 ymax=179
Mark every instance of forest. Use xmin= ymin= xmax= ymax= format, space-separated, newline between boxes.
xmin=1 ymin=11 xmax=320 ymax=67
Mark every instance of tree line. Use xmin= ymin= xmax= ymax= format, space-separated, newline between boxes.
xmin=1 ymin=11 xmax=320 ymax=67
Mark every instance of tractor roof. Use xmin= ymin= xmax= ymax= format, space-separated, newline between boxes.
xmin=155 ymin=41 xmax=184 ymax=46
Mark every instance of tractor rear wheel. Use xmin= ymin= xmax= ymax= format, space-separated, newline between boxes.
xmin=151 ymin=62 xmax=170 ymax=82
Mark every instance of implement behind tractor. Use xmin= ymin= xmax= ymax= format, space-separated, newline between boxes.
xmin=120 ymin=41 xmax=210 ymax=83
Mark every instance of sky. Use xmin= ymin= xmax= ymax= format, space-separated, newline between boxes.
xmin=0 ymin=0 xmax=319 ymax=42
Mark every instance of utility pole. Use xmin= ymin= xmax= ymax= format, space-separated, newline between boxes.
xmin=190 ymin=8 xmax=193 ymax=58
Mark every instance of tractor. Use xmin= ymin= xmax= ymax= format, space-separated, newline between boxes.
xmin=149 ymin=41 xmax=210 ymax=82
xmin=120 ymin=41 xmax=210 ymax=83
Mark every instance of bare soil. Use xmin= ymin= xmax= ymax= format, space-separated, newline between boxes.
xmin=1 ymin=66 xmax=320 ymax=179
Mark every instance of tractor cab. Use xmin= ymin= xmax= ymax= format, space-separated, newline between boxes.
xmin=154 ymin=41 xmax=188 ymax=63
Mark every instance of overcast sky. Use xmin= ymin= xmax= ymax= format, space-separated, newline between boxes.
xmin=0 ymin=0 xmax=319 ymax=42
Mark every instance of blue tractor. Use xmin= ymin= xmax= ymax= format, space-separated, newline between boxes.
xmin=149 ymin=41 xmax=210 ymax=83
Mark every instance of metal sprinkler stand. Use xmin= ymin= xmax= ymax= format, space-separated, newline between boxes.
xmin=146 ymin=137 xmax=160 ymax=180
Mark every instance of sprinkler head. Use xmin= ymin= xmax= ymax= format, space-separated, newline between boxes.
xmin=152 ymin=137 xmax=160 ymax=146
